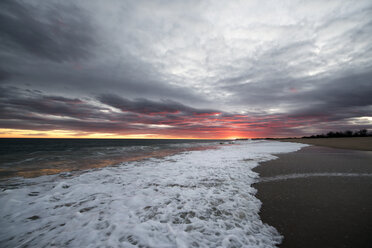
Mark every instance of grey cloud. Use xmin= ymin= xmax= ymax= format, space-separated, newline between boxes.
xmin=0 ymin=0 xmax=94 ymax=62
xmin=98 ymin=94 xmax=220 ymax=115
xmin=0 ymin=86 xmax=220 ymax=134
xmin=0 ymin=58 xmax=205 ymax=105
xmin=286 ymin=71 xmax=372 ymax=121
xmin=0 ymin=86 xmax=106 ymax=121
xmin=227 ymin=69 xmax=372 ymax=119
xmin=0 ymin=0 xmax=205 ymax=105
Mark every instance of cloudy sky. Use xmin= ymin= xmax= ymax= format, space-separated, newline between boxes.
xmin=1 ymin=0 xmax=372 ymax=138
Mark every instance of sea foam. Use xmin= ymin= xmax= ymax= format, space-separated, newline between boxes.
xmin=0 ymin=140 xmax=306 ymax=247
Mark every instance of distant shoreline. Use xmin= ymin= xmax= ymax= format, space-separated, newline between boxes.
xmin=275 ymin=137 xmax=372 ymax=151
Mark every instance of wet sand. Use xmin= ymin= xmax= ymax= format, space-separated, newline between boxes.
xmin=254 ymin=146 xmax=372 ymax=248
xmin=277 ymin=137 xmax=372 ymax=151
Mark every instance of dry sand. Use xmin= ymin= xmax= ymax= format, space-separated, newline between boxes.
xmin=277 ymin=137 xmax=372 ymax=151
xmin=254 ymin=145 xmax=372 ymax=248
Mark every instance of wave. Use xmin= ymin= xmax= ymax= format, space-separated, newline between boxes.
xmin=0 ymin=140 xmax=307 ymax=247
xmin=0 ymin=141 xmax=221 ymax=179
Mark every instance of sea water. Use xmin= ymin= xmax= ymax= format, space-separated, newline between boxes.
xmin=0 ymin=140 xmax=306 ymax=247
xmin=0 ymin=139 xmax=221 ymax=178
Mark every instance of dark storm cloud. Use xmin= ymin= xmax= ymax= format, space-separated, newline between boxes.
xmin=232 ymin=69 xmax=371 ymax=103
xmin=0 ymin=67 xmax=11 ymax=82
xmin=0 ymin=86 xmax=106 ymax=121
xmin=0 ymin=86 xmax=221 ymax=134
xmin=0 ymin=0 xmax=94 ymax=62
xmin=287 ymin=71 xmax=372 ymax=118
xmin=0 ymin=86 xmax=134 ymax=132
xmin=0 ymin=0 xmax=204 ymax=105
xmin=220 ymin=69 xmax=372 ymax=135
xmin=99 ymin=94 xmax=220 ymax=116
xmin=226 ymin=69 xmax=372 ymax=123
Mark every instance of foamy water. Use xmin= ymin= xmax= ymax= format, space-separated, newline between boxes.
xmin=0 ymin=140 xmax=306 ymax=247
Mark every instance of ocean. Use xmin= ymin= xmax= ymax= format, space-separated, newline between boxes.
xmin=0 ymin=138 xmax=222 ymax=179
xmin=0 ymin=139 xmax=306 ymax=247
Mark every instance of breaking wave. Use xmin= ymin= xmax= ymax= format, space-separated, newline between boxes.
xmin=0 ymin=140 xmax=306 ymax=247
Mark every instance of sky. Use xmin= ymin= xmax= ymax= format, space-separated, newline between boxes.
xmin=1 ymin=0 xmax=372 ymax=139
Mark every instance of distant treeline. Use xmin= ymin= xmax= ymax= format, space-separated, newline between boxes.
xmin=303 ymin=129 xmax=372 ymax=138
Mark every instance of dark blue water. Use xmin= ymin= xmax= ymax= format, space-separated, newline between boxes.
xmin=0 ymin=139 xmax=224 ymax=178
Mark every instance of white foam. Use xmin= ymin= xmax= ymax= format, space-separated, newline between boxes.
xmin=0 ymin=141 xmax=306 ymax=247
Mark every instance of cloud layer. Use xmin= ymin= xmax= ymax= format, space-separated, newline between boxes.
xmin=1 ymin=0 xmax=372 ymax=138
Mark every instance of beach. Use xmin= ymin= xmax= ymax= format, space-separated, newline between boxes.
xmin=277 ymin=137 xmax=372 ymax=151
xmin=254 ymin=143 xmax=372 ymax=248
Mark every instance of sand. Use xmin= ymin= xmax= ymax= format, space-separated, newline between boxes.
xmin=254 ymin=145 xmax=372 ymax=248
xmin=276 ymin=137 xmax=372 ymax=151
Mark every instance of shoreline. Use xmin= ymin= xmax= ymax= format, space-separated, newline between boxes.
xmin=253 ymin=145 xmax=372 ymax=248
xmin=275 ymin=137 xmax=372 ymax=151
